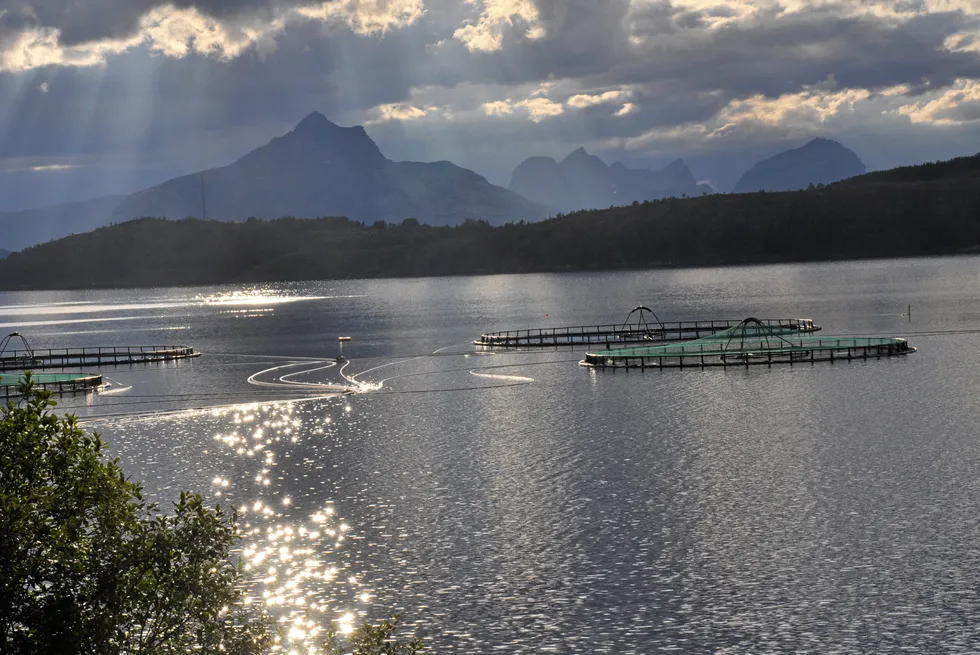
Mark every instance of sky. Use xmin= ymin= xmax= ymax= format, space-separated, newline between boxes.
xmin=2 ymin=0 xmax=980 ymax=210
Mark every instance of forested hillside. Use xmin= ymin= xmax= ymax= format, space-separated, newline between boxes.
xmin=2 ymin=154 xmax=979 ymax=290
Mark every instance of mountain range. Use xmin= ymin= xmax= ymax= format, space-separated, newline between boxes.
xmin=508 ymin=149 xmax=713 ymax=213
xmin=0 ymin=114 xmax=871 ymax=253
xmin=110 ymin=112 xmax=549 ymax=226
xmin=733 ymin=138 xmax=866 ymax=193
xmin=2 ymin=150 xmax=977 ymax=290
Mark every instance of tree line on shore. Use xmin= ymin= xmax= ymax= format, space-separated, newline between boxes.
xmin=1 ymin=152 xmax=979 ymax=290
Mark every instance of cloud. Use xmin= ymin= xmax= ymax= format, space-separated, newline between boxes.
xmin=478 ymin=95 xmax=562 ymax=121
xmin=614 ymin=102 xmax=635 ymax=117
xmin=0 ymin=25 xmax=139 ymax=72
xmin=897 ymin=79 xmax=980 ymax=124
xmin=618 ymin=85 xmax=885 ymax=154
xmin=721 ymin=87 xmax=873 ymax=127
xmin=5 ymin=163 xmax=80 ymax=173
xmin=7 ymin=0 xmax=980 ymax=206
xmin=141 ymin=5 xmax=285 ymax=59
xmin=453 ymin=0 xmax=543 ymax=52
xmin=373 ymin=102 xmax=439 ymax=121
xmin=519 ymin=96 xmax=564 ymax=121
xmin=482 ymin=100 xmax=515 ymax=116
xmin=296 ymin=0 xmax=426 ymax=34
xmin=567 ymin=89 xmax=627 ymax=108
xmin=0 ymin=0 xmax=429 ymax=71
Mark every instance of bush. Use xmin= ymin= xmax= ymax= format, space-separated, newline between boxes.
xmin=0 ymin=378 xmax=423 ymax=654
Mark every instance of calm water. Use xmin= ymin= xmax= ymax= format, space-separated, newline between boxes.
xmin=3 ymin=257 xmax=980 ymax=653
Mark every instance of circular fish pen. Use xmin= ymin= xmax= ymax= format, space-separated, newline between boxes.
xmin=581 ymin=318 xmax=916 ymax=369
xmin=0 ymin=372 xmax=104 ymax=398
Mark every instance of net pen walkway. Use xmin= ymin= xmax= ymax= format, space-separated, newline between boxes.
xmin=476 ymin=306 xmax=819 ymax=348
xmin=0 ymin=345 xmax=199 ymax=372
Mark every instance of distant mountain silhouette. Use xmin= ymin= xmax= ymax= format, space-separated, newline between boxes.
xmin=733 ymin=138 xmax=866 ymax=193
xmin=0 ymin=248 xmax=10 ymax=259
xmin=4 ymin=150 xmax=980 ymax=289
xmin=111 ymin=112 xmax=550 ymax=226
xmin=0 ymin=195 xmax=125 ymax=251
xmin=508 ymin=148 xmax=712 ymax=212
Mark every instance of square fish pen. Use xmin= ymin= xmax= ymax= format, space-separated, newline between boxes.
xmin=581 ymin=318 xmax=916 ymax=369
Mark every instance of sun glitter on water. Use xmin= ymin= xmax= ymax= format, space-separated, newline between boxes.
xmin=209 ymin=401 xmax=373 ymax=653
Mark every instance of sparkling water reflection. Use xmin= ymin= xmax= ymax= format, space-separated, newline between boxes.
xmin=4 ymin=258 xmax=980 ymax=652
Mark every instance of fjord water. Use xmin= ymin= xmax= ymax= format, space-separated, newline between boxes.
xmin=3 ymin=257 xmax=980 ymax=652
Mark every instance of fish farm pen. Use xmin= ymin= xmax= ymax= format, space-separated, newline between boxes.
xmin=581 ymin=318 xmax=916 ymax=369
xmin=0 ymin=338 xmax=198 ymax=372
xmin=0 ymin=372 xmax=104 ymax=398
xmin=476 ymin=306 xmax=819 ymax=348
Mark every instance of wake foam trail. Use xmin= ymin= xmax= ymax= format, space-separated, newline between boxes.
xmin=469 ymin=370 xmax=535 ymax=383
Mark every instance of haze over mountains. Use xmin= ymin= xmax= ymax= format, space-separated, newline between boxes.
xmin=508 ymin=149 xmax=713 ymax=213
xmin=0 ymin=195 xmax=125 ymax=252
xmin=0 ymin=112 xmax=874 ymax=253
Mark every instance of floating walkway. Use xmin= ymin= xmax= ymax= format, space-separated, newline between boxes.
xmin=476 ymin=306 xmax=819 ymax=348
xmin=0 ymin=372 xmax=104 ymax=398
xmin=0 ymin=339 xmax=199 ymax=372
xmin=581 ymin=318 xmax=915 ymax=369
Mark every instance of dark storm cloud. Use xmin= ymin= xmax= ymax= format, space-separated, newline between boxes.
xmin=579 ymin=7 xmax=980 ymax=99
xmin=4 ymin=0 xmax=980 ymax=207
xmin=0 ymin=16 xmax=440 ymax=158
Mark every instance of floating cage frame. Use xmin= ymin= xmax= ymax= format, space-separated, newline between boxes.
xmin=581 ymin=318 xmax=916 ymax=369
xmin=0 ymin=372 xmax=104 ymax=398
xmin=0 ymin=339 xmax=199 ymax=372
xmin=476 ymin=306 xmax=820 ymax=348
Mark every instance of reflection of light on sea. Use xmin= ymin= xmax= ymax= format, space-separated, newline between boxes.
xmin=219 ymin=307 xmax=277 ymax=317
xmin=209 ymin=401 xmax=371 ymax=653
xmin=195 ymin=287 xmax=331 ymax=306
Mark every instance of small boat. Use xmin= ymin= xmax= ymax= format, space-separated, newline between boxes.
xmin=338 ymin=336 xmax=352 ymax=342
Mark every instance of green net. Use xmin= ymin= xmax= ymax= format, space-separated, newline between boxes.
xmin=0 ymin=372 xmax=101 ymax=387
xmin=587 ymin=317 xmax=912 ymax=363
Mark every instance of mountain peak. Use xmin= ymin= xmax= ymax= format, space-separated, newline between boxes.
xmin=560 ymin=147 xmax=608 ymax=172
xmin=660 ymin=158 xmax=696 ymax=186
xmin=564 ymin=147 xmax=593 ymax=161
xmin=663 ymin=158 xmax=690 ymax=173
xmin=292 ymin=111 xmax=343 ymax=136
xmin=733 ymin=138 xmax=866 ymax=193
xmin=802 ymin=137 xmax=843 ymax=150
xmin=511 ymin=146 xmax=710 ymax=211
xmin=244 ymin=112 xmax=389 ymax=171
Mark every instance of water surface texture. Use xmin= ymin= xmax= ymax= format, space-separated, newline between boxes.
xmin=2 ymin=258 xmax=979 ymax=653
